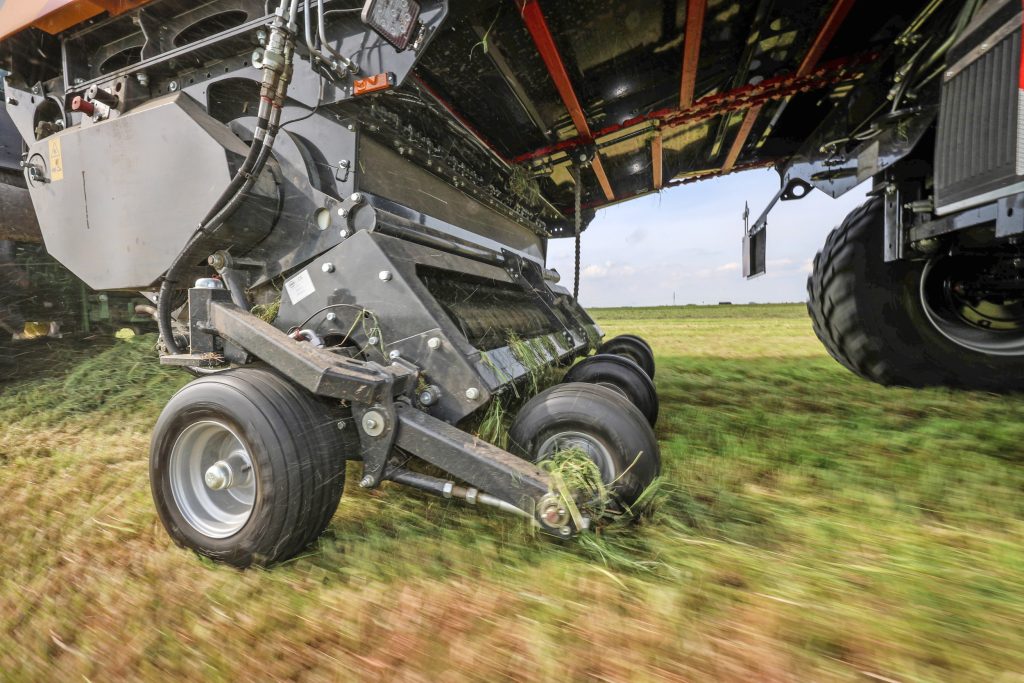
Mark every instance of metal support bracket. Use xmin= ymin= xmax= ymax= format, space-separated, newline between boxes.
xmin=201 ymin=297 xmax=398 ymax=404
xmin=354 ymin=401 xmax=399 ymax=489
xmin=744 ymin=176 xmax=812 ymax=278
xmin=393 ymin=402 xmax=569 ymax=531
xmin=883 ymin=184 xmax=904 ymax=262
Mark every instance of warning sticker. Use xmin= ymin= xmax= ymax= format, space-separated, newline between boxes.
xmin=48 ymin=138 xmax=63 ymax=182
xmin=284 ymin=269 xmax=316 ymax=305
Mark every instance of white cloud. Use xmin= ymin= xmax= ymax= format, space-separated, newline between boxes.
xmin=581 ymin=261 xmax=636 ymax=279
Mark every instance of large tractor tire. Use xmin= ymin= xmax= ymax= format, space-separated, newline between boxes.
xmin=807 ymin=198 xmax=1024 ymax=391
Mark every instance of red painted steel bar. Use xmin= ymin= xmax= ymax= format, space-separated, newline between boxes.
xmin=511 ymin=52 xmax=875 ymax=165
xmin=679 ymin=0 xmax=706 ymax=108
xmin=515 ymin=0 xmax=615 ymax=201
xmin=721 ymin=0 xmax=856 ymax=172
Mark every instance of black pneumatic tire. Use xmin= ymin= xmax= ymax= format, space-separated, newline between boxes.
xmin=807 ymin=198 xmax=1024 ymax=390
xmin=150 ymin=367 xmax=355 ymax=567
xmin=563 ymin=353 xmax=659 ymax=426
xmin=598 ymin=334 xmax=656 ymax=379
xmin=508 ymin=382 xmax=661 ymax=509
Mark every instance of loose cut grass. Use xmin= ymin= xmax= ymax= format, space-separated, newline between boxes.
xmin=2 ymin=304 xmax=1024 ymax=681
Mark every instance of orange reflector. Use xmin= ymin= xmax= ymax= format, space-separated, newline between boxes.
xmin=353 ymin=73 xmax=392 ymax=96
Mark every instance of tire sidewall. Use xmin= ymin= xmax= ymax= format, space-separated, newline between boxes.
xmin=853 ymin=205 xmax=1024 ymax=389
xmin=150 ymin=384 xmax=279 ymax=566
xmin=564 ymin=354 xmax=659 ymax=425
xmin=509 ymin=384 xmax=660 ymax=505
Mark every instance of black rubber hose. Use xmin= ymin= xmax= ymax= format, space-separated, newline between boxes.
xmin=158 ymin=112 xmax=278 ymax=355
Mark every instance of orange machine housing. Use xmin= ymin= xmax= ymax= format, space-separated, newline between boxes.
xmin=0 ymin=0 xmax=151 ymax=40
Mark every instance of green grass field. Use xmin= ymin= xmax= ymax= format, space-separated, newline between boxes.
xmin=2 ymin=304 xmax=1023 ymax=681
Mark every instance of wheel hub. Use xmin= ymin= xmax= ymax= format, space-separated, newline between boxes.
xmin=920 ymin=254 xmax=1024 ymax=356
xmin=536 ymin=430 xmax=614 ymax=486
xmin=168 ymin=421 xmax=257 ymax=539
xmin=203 ymin=451 xmax=252 ymax=491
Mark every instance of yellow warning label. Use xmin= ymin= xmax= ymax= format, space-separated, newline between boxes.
xmin=48 ymin=138 xmax=63 ymax=182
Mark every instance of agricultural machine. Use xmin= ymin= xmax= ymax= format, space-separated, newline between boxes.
xmin=0 ymin=0 xmax=1018 ymax=565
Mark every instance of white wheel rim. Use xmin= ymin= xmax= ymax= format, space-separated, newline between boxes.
xmin=537 ymin=430 xmax=614 ymax=484
xmin=168 ymin=420 xmax=256 ymax=538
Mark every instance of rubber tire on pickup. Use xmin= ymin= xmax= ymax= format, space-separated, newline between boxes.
xmin=150 ymin=367 xmax=354 ymax=567
xmin=508 ymin=382 xmax=661 ymax=509
xmin=807 ymin=198 xmax=1024 ymax=390
xmin=597 ymin=334 xmax=656 ymax=379
xmin=563 ymin=353 xmax=659 ymax=426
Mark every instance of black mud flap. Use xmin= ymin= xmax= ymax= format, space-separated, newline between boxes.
xmin=743 ymin=228 xmax=766 ymax=278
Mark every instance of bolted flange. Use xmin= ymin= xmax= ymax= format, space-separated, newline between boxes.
xmin=361 ymin=409 xmax=385 ymax=437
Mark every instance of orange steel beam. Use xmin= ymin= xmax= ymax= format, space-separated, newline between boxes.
xmin=515 ymin=0 xmax=615 ymax=202
xmin=721 ymin=0 xmax=856 ymax=172
xmin=679 ymin=0 xmax=706 ymax=108
xmin=797 ymin=0 xmax=856 ymax=77
xmin=652 ymin=133 xmax=664 ymax=189
xmin=0 ymin=0 xmax=151 ymax=40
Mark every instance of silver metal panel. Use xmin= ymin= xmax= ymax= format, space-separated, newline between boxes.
xmin=24 ymin=93 xmax=266 ymax=290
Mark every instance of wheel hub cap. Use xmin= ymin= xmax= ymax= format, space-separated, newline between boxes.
xmin=168 ymin=421 xmax=257 ymax=538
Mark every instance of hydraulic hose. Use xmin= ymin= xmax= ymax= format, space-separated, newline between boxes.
xmin=158 ymin=0 xmax=297 ymax=355
xmin=317 ymin=0 xmax=358 ymax=73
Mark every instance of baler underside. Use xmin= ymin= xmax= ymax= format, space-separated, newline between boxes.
xmin=0 ymin=0 xmax=672 ymax=562
xmin=0 ymin=0 xmax=990 ymax=564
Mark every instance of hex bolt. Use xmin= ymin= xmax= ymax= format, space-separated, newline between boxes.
xmin=168 ymin=80 xmax=178 ymax=92
xmin=339 ymin=228 xmax=349 ymax=237
xmin=367 ymin=335 xmax=379 ymax=345
xmin=378 ymin=270 xmax=392 ymax=282
xmin=427 ymin=337 xmax=441 ymax=350
xmin=337 ymin=207 xmax=348 ymax=218
xmin=559 ymin=526 xmax=572 ymax=537
xmin=350 ymin=193 xmax=364 ymax=204
xmin=336 ymin=420 xmax=346 ymax=430
xmin=465 ymin=387 xmax=480 ymax=400
xmin=325 ymin=312 xmax=337 ymax=322
xmin=389 ymin=349 xmax=401 ymax=360
xmin=418 ymin=387 xmax=439 ymax=406
xmin=359 ymin=475 xmax=374 ymax=488
xmin=207 ymin=252 xmax=227 ymax=270
xmin=364 ymin=417 xmax=378 ymax=430
xmin=322 ymin=262 xmax=335 ymax=273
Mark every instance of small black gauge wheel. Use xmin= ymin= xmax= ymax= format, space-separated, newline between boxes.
xmin=509 ymin=382 xmax=661 ymax=511
xmin=563 ymin=353 xmax=659 ymax=426
xmin=597 ymin=334 xmax=656 ymax=379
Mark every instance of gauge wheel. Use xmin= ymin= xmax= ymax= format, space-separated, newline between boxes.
xmin=597 ymin=334 xmax=656 ymax=379
xmin=563 ymin=353 xmax=659 ymax=426
xmin=807 ymin=197 xmax=1024 ymax=390
xmin=508 ymin=382 xmax=661 ymax=512
xmin=150 ymin=367 xmax=355 ymax=567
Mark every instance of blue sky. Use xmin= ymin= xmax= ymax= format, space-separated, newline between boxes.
xmin=548 ymin=169 xmax=870 ymax=307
